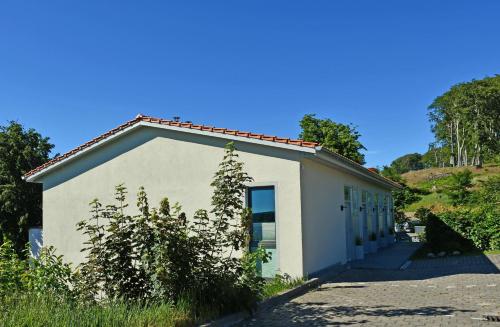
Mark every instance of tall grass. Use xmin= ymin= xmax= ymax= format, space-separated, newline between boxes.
xmin=0 ymin=293 xmax=198 ymax=327
xmin=261 ymin=275 xmax=305 ymax=299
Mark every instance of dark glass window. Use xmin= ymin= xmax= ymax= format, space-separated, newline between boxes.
xmin=248 ymin=186 xmax=275 ymax=223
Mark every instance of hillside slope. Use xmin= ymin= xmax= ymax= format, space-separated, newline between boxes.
xmin=401 ymin=164 xmax=500 ymax=212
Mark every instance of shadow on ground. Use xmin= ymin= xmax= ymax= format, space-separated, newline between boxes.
xmin=260 ymin=302 xmax=474 ymax=326
xmin=332 ymin=253 xmax=500 ymax=284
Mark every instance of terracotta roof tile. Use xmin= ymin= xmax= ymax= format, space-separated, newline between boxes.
xmin=24 ymin=115 xmax=319 ymax=178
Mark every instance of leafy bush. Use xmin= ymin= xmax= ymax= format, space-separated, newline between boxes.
xmin=75 ymin=142 xmax=267 ymax=315
xmin=0 ymin=239 xmax=75 ymax=303
xmin=444 ymin=169 xmax=473 ymax=206
xmin=438 ymin=208 xmax=499 ymax=251
xmin=0 ymin=143 xmax=270 ymax=325
xmin=0 ymin=239 xmax=27 ymax=297
xmin=423 ymin=212 xmax=475 ymax=253
xmin=369 ymin=232 xmax=377 ymax=241
xmin=26 ymin=246 xmax=75 ymax=299
xmin=420 ymin=174 xmax=500 ymax=252
xmin=414 ymin=207 xmax=432 ymax=225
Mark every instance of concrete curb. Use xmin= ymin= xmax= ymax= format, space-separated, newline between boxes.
xmin=202 ymin=266 xmax=348 ymax=327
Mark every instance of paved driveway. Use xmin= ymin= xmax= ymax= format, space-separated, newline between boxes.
xmin=241 ymin=254 xmax=500 ymax=326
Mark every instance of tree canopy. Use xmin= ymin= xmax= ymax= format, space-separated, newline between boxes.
xmin=389 ymin=153 xmax=424 ymax=174
xmin=428 ymin=75 xmax=500 ymax=167
xmin=0 ymin=122 xmax=54 ymax=253
xmin=299 ymin=114 xmax=366 ymax=164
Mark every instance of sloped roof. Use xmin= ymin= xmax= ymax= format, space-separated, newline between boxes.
xmin=24 ymin=114 xmax=318 ymax=178
xmin=23 ymin=114 xmax=401 ymax=189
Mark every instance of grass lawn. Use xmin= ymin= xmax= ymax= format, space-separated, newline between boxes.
xmin=405 ymin=192 xmax=451 ymax=212
xmin=0 ymin=276 xmax=306 ymax=327
xmin=0 ymin=294 xmax=197 ymax=327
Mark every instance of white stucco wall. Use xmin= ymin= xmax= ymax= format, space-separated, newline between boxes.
xmin=39 ymin=126 xmax=305 ymax=277
xmin=300 ymin=158 xmax=392 ymax=276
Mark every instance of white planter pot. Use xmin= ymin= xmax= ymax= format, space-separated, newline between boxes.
xmin=369 ymin=241 xmax=378 ymax=253
xmin=355 ymin=245 xmax=364 ymax=260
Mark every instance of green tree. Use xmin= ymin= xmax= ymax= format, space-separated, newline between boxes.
xmin=380 ymin=166 xmax=404 ymax=183
xmin=390 ymin=153 xmax=423 ymax=174
xmin=445 ymin=169 xmax=473 ymax=206
xmin=0 ymin=122 xmax=54 ymax=253
xmin=428 ymin=75 xmax=500 ymax=167
xmin=299 ymin=114 xmax=366 ymax=164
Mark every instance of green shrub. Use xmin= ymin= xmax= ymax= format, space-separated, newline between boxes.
xmin=414 ymin=207 xmax=433 ymax=225
xmin=424 ymin=212 xmax=475 ymax=252
xmin=0 ymin=239 xmax=28 ymax=297
xmin=75 ymin=142 xmax=267 ymax=315
xmin=369 ymin=232 xmax=377 ymax=241
xmin=444 ymin=169 xmax=473 ymax=206
xmin=439 ymin=208 xmax=499 ymax=251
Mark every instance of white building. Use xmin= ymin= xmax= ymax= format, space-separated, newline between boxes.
xmin=25 ymin=115 xmax=401 ymax=278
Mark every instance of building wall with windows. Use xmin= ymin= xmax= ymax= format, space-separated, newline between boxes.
xmin=31 ymin=121 xmax=399 ymax=280
xmin=300 ymin=158 xmax=393 ymax=276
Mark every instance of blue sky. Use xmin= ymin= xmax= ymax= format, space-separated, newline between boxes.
xmin=1 ymin=1 xmax=499 ymax=167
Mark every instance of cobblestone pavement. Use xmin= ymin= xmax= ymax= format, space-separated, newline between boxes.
xmin=240 ymin=254 xmax=500 ymax=326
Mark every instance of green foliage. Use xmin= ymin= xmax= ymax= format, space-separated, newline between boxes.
xmin=470 ymin=175 xmax=500 ymax=209
xmin=390 ymin=153 xmax=424 ymax=174
xmin=392 ymin=186 xmax=421 ymax=211
xmin=380 ymin=166 xmax=404 ymax=183
xmin=417 ymin=172 xmax=499 ymax=252
xmin=444 ymin=169 xmax=473 ymax=206
xmin=421 ymin=144 xmax=451 ymax=168
xmin=0 ymin=239 xmax=28 ymax=296
xmin=0 ymin=122 xmax=54 ymax=253
xmin=261 ymin=274 xmax=305 ymax=299
xmin=423 ymin=212 xmax=475 ymax=253
xmin=354 ymin=236 xmax=363 ymax=246
xmin=76 ymin=142 xmax=267 ymax=315
xmin=391 ymin=184 xmax=421 ymax=223
xmin=26 ymin=246 xmax=75 ymax=299
xmin=299 ymin=114 xmax=366 ymax=164
xmin=428 ymin=75 xmax=500 ymax=167
xmin=0 ymin=240 xmax=74 ymax=300
xmin=369 ymin=232 xmax=377 ymax=241
xmin=437 ymin=208 xmax=499 ymax=251
xmin=414 ymin=207 xmax=432 ymax=225
xmin=0 ymin=293 xmax=193 ymax=327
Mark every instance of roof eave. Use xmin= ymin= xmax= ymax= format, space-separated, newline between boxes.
xmin=313 ymin=147 xmax=403 ymax=190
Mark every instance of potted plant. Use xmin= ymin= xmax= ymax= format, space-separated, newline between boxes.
xmin=379 ymin=230 xmax=386 ymax=247
xmin=355 ymin=236 xmax=364 ymax=260
xmin=369 ymin=232 xmax=378 ymax=253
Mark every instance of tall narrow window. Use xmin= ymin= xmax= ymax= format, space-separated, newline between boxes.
xmin=248 ymin=186 xmax=276 ymax=278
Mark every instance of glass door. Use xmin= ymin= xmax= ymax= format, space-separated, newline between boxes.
xmin=248 ymin=186 xmax=277 ymax=278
